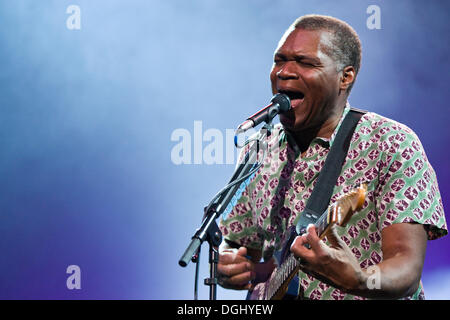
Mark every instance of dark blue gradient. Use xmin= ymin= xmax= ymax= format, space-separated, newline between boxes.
xmin=0 ymin=0 xmax=448 ymax=299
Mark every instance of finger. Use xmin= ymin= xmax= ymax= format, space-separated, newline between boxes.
xmin=218 ymin=260 xmax=252 ymax=277
xmin=290 ymin=235 xmax=314 ymax=261
xmin=219 ymin=278 xmax=254 ymax=291
xmin=236 ymin=246 xmax=248 ymax=257
xmin=219 ymin=249 xmax=249 ymax=265
xmin=326 ymin=224 xmax=345 ymax=249
xmin=220 ymin=247 xmax=238 ymax=254
xmin=305 ymin=224 xmax=323 ymax=253
xmin=226 ymin=270 xmax=256 ymax=287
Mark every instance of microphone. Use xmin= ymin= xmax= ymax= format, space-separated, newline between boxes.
xmin=236 ymin=93 xmax=291 ymax=133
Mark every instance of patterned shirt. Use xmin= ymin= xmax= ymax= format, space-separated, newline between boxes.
xmin=219 ymin=105 xmax=447 ymax=300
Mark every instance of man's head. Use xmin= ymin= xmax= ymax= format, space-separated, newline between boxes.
xmin=270 ymin=15 xmax=362 ymax=133
xmin=292 ymin=15 xmax=362 ymax=92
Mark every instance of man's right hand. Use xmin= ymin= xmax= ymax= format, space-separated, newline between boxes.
xmin=218 ymin=245 xmax=277 ymax=290
xmin=218 ymin=246 xmax=256 ymax=290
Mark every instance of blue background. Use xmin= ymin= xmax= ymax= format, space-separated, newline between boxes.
xmin=0 ymin=0 xmax=449 ymax=299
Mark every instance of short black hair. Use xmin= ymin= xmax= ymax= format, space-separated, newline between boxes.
xmin=292 ymin=14 xmax=362 ymax=93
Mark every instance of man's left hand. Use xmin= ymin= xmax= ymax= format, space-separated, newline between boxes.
xmin=290 ymin=224 xmax=364 ymax=292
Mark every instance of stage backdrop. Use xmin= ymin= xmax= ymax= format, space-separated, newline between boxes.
xmin=0 ymin=0 xmax=449 ymax=299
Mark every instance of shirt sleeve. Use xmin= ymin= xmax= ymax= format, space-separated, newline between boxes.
xmin=376 ymin=126 xmax=447 ymax=240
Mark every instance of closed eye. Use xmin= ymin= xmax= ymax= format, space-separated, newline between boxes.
xmin=296 ymin=59 xmax=315 ymax=67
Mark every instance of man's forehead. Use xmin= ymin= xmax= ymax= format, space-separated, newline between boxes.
xmin=274 ymin=28 xmax=334 ymax=57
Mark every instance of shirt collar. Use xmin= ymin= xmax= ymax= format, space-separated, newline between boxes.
xmin=323 ymin=102 xmax=352 ymax=148
xmin=282 ymin=102 xmax=352 ymax=151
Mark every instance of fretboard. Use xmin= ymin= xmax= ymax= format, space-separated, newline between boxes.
xmin=264 ymin=208 xmax=331 ymax=300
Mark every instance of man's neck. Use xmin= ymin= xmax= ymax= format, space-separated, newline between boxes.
xmin=287 ymin=102 xmax=347 ymax=154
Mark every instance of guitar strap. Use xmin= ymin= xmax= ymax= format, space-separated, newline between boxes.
xmin=295 ymin=107 xmax=366 ymax=235
xmin=246 ymin=108 xmax=366 ymax=300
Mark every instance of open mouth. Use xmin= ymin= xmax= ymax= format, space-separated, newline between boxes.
xmin=277 ymin=89 xmax=305 ymax=109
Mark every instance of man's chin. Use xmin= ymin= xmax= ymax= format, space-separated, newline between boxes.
xmin=280 ymin=115 xmax=304 ymax=133
xmin=280 ymin=115 xmax=295 ymax=129
xmin=280 ymin=116 xmax=313 ymax=134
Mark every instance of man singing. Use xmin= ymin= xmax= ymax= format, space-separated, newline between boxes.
xmin=217 ymin=14 xmax=447 ymax=300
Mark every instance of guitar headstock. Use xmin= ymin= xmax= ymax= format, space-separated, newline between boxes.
xmin=329 ymin=184 xmax=367 ymax=227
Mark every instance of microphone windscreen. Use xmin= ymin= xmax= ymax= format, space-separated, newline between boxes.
xmin=270 ymin=93 xmax=291 ymax=113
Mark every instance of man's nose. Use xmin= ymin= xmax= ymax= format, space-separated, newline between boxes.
xmin=276 ymin=61 xmax=299 ymax=80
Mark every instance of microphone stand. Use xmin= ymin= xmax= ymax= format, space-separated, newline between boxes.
xmin=178 ymin=122 xmax=273 ymax=300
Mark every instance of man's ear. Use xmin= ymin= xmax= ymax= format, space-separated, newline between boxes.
xmin=340 ymin=66 xmax=356 ymax=93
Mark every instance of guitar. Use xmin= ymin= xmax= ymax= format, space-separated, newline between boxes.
xmin=247 ymin=184 xmax=367 ymax=300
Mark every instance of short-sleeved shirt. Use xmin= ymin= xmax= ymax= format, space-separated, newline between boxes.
xmin=219 ymin=105 xmax=447 ymax=300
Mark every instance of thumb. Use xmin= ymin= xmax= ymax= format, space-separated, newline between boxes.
xmin=237 ymin=246 xmax=248 ymax=257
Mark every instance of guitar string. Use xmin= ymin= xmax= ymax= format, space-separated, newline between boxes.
xmin=265 ymin=189 xmax=363 ymax=299
xmin=267 ymin=209 xmax=332 ymax=299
